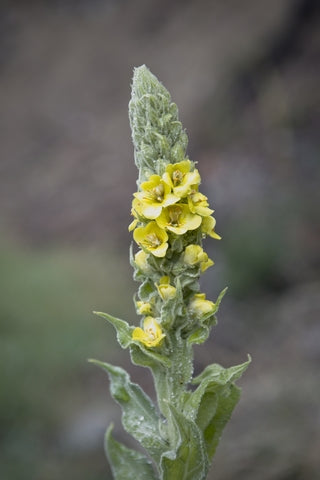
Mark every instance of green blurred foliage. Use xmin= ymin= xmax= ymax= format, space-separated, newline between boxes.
xmin=0 ymin=242 xmax=133 ymax=480
xmin=223 ymin=219 xmax=285 ymax=298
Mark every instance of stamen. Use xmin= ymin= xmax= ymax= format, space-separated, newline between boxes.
xmin=168 ymin=206 xmax=182 ymax=226
xmin=172 ymin=169 xmax=183 ymax=186
xmin=152 ymin=184 xmax=165 ymax=202
xmin=146 ymin=327 xmax=156 ymax=340
xmin=146 ymin=233 xmax=161 ymax=247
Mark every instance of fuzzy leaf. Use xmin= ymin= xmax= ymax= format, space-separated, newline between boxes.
xmin=187 ymin=325 xmax=210 ymax=345
xmin=202 ymin=384 xmax=240 ymax=461
xmin=187 ymin=288 xmax=228 ymax=345
xmin=93 ymin=311 xmax=133 ymax=348
xmin=138 ymin=279 xmax=157 ymax=301
xmin=105 ymin=424 xmax=158 ymax=480
xmin=214 ymin=286 xmax=228 ymax=313
xmin=159 ymin=279 xmax=183 ymax=329
xmin=90 ymin=360 xmax=167 ymax=462
xmin=161 ymin=403 xmax=208 ymax=480
xmin=130 ymin=344 xmax=172 ymax=369
xmin=185 ymin=357 xmax=251 ymax=461
xmin=129 ymin=65 xmax=187 ymax=184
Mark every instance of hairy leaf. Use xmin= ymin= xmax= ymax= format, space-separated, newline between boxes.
xmin=138 ymin=279 xmax=156 ymax=301
xmin=185 ymin=357 xmax=251 ymax=461
xmin=187 ymin=325 xmax=210 ymax=345
xmin=186 ymin=287 xmax=228 ymax=345
xmin=161 ymin=404 xmax=208 ymax=480
xmin=90 ymin=360 xmax=167 ymax=462
xmin=214 ymin=287 xmax=228 ymax=312
xmin=192 ymin=356 xmax=251 ymax=386
xmin=105 ymin=425 xmax=158 ymax=480
xmin=201 ymin=384 xmax=240 ymax=461
xmin=93 ymin=311 xmax=133 ymax=348
xmin=130 ymin=344 xmax=172 ymax=369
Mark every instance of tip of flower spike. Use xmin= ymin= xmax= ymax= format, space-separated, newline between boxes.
xmin=133 ymin=64 xmax=148 ymax=76
xmin=132 ymin=65 xmax=153 ymax=85
xmin=131 ymin=65 xmax=169 ymax=100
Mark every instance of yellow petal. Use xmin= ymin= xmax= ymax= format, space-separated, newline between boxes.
xmin=163 ymin=161 xmax=201 ymax=198
xmin=128 ymin=218 xmax=138 ymax=232
xmin=139 ymin=203 xmax=163 ymax=219
xmin=174 ymin=170 xmax=201 ymax=198
xmin=157 ymin=277 xmax=176 ymax=301
xmin=200 ymin=258 xmax=214 ymax=272
xmin=182 ymin=212 xmax=202 ymax=231
xmin=132 ymin=327 xmax=148 ymax=342
xmin=183 ymin=245 xmax=214 ymax=272
xmin=188 ymin=192 xmax=214 ymax=216
xmin=133 ymin=222 xmax=168 ymax=257
xmin=189 ymin=293 xmax=216 ymax=318
xmin=201 ymin=216 xmax=221 ymax=239
xmin=136 ymin=301 xmax=153 ymax=315
xmin=134 ymin=175 xmax=179 ymax=219
xmin=156 ymin=204 xmax=202 ymax=235
xmin=132 ymin=317 xmax=165 ymax=347
xmin=134 ymin=250 xmax=152 ymax=273
xmin=151 ymin=242 xmax=169 ymax=258
xmin=183 ymin=244 xmax=204 ymax=265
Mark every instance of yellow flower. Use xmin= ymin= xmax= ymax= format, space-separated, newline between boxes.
xmin=134 ymin=175 xmax=179 ymax=219
xmin=156 ymin=276 xmax=176 ymax=301
xmin=128 ymin=218 xmax=138 ymax=232
xmin=133 ymin=221 xmax=168 ymax=257
xmin=162 ymin=160 xmax=200 ymax=198
xmin=136 ymin=301 xmax=153 ymax=315
xmin=128 ymin=198 xmax=144 ymax=231
xmin=201 ymin=216 xmax=221 ymax=240
xmin=156 ymin=204 xmax=202 ymax=235
xmin=188 ymin=190 xmax=213 ymax=217
xmin=132 ymin=317 xmax=165 ymax=347
xmin=183 ymin=245 xmax=214 ymax=272
xmin=134 ymin=250 xmax=152 ymax=274
xmin=189 ymin=293 xmax=216 ymax=319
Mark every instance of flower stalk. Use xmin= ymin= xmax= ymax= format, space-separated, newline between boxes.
xmin=90 ymin=65 xmax=250 ymax=480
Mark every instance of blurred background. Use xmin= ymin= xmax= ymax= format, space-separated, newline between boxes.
xmin=0 ymin=1 xmax=319 ymax=479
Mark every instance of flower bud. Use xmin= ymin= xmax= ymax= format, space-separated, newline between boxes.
xmin=189 ymin=293 xmax=216 ymax=319
xmin=136 ymin=301 xmax=153 ymax=315
xmin=157 ymin=276 xmax=177 ymax=301
xmin=183 ymin=245 xmax=214 ymax=272
xmin=134 ymin=250 xmax=152 ymax=274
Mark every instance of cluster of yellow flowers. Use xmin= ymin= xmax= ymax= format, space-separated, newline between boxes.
xmin=130 ymin=160 xmax=220 ymax=255
xmin=129 ymin=159 xmax=220 ymax=348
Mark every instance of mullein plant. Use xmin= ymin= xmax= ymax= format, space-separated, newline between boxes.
xmin=90 ymin=65 xmax=250 ymax=480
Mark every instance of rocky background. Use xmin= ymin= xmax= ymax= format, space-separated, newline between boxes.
xmin=0 ymin=1 xmax=319 ymax=479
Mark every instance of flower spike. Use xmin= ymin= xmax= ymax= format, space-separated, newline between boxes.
xmin=91 ymin=65 xmax=250 ymax=480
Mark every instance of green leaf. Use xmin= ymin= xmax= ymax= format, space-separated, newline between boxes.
xmin=159 ymin=279 xmax=184 ymax=329
xmin=160 ymin=404 xmax=208 ymax=480
xmin=93 ymin=311 xmax=133 ymax=348
xmin=138 ymin=279 xmax=156 ymax=301
xmin=185 ymin=356 xmax=251 ymax=461
xmin=130 ymin=344 xmax=172 ymax=369
xmin=89 ymin=360 xmax=167 ymax=462
xmin=186 ymin=287 xmax=228 ymax=345
xmin=187 ymin=325 xmax=210 ymax=345
xmin=214 ymin=286 xmax=228 ymax=313
xmin=191 ymin=356 xmax=251 ymax=386
xmin=201 ymin=384 xmax=240 ymax=461
xmin=105 ymin=424 xmax=158 ymax=480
